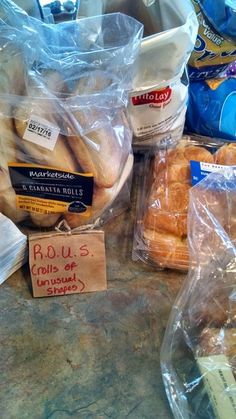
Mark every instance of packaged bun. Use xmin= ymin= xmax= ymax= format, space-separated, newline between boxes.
xmin=133 ymin=138 xmax=227 ymax=271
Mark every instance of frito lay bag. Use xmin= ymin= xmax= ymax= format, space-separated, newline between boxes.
xmin=189 ymin=0 xmax=236 ymax=80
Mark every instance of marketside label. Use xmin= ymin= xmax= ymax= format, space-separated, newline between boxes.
xmin=29 ymin=231 xmax=107 ymax=298
xmin=8 ymin=163 xmax=93 ymax=216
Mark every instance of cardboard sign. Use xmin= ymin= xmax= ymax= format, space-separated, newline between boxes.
xmin=29 ymin=231 xmax=107 ymax=297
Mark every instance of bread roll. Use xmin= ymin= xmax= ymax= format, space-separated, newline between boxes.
xmin=184 ymin=146 xmax=214 ymax=163
xmin=75 ymin=71 xmax=112 ymax=95
xmin=143 ymin=228 xmax=189 ymax=270
xmin=30 ymin=212 xmax=61 ymax=228
xmin=154 ymin=145 xmax=214 ymax=181
xmin=149 ymin=182 xmax=190 ymax=213
xmin=154 ymin=144 xmax=213 ymax=168
xmin=67 ymin=72 xmax=129 ymax=188
xmin=0 ymin=43 xmax=26 ymax=95
xmin=13 ymin=70 xmax=78 ymax=227
xmin=65 ymin=154 xmax=133 ymax=228
xmin=68 ymin=124 xmax=122 ymax=188
xmin=0 ymin=70 xmax=18 ymax=168
xmin=144 ymin=208 xmax=187 ymax=237
xmin=145 ymin=182 xmax=190 ymax=237
xmin=14 ymin=98 xmax=78 ymax=172
xmin=27 ymin=69 xmax=68 ymax=97
xmin=214 ymin=143 xmax=236 ymax=165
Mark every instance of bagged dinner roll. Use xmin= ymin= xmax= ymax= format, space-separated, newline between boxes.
xmin=0 ymin=6 xmax=142 ymax=230
xmin=133 ymin=136 xmax=236 ymax=270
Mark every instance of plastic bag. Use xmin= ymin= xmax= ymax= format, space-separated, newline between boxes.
xmin=189 ymin=0 xmax=236 ymax=80
xmin=78 ymin=0 xmax=198 ymax=149
xmin=133 ymin=137 xmax=236 ymax=271
xmin=186 ymin=77 xmax=236 ymax=142
xmin=0 ymin=213 xmax=27 ymax=284
xmin=161 ymin=167 xmax=236 ymax=419
xmin=0 ymin=0 xmax=143 ymax=230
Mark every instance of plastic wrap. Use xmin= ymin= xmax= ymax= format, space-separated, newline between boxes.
xmin=0 ymin=213 xmax=27 ymax=284
xmin=133 ymin=136 xmax=236 ymax=271
xmin=161 ymin=167 xmax=236 ymax=419
xmin=0 ymin=0 xmax=143 ymax=230
xmin=188 ymin=0 xmax=236 ymax=80
xmin=186 ymin=76 xmax=236 ymax=142
xmin=78 ymin=0 xmax=198 ymax=149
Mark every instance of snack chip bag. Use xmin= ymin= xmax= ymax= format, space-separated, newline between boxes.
xmin=189 ymin=0 xmax=236 ymax=80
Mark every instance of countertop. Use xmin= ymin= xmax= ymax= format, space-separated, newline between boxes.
xmin=0 ymin=157 xmax=186 ymax=419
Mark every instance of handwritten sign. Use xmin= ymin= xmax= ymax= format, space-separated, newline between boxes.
xmin=29 ymin=231 xmax=107 ymax=297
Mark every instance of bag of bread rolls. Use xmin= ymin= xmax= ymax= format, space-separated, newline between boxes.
xmin=0 ymin=4 xmax=143 ymax=230
xmin=133 ymin=136 xmax=236 ymax=270
xmin=160 ymin=166 xmax=236 ymax=419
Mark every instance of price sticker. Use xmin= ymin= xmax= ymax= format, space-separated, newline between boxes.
xmin=23 ymin=114 xmax=60 ymax=151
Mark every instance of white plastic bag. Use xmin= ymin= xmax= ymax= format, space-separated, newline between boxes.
xmin=78 ymin=0 xmax=198 ymax=149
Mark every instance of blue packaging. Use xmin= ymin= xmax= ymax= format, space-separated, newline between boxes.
xmin=186 ymin=77 xmax=236 ymax=142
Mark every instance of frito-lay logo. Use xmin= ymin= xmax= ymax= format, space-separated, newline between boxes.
xmin=132 ymin=87 xmax=172 ymax=106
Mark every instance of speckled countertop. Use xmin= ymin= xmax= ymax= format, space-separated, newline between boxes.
xmin=0 ymin=157 xmax=186 ymax=419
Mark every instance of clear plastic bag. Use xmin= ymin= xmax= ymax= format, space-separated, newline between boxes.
xmin=0 ymin=0 xmax=143 ymax=230
xmin=78 ymin=0 xmax=198 ymax=149
xmin=133 ymin=136 xmax=236 ymax=271
xmin=161 ymin=167 xmax=236 ymax=419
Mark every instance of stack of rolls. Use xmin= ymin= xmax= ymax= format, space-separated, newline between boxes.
xmin=0 ymin=65 xmax=133 ymax=229
xmin=140 ymin=139 xmax=236 ymax=270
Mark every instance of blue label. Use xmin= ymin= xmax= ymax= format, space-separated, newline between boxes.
xmin=190 ymin=160 xmax=211 ymax=185
xmin=190 ymin=160 xmax=236 ymax=189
